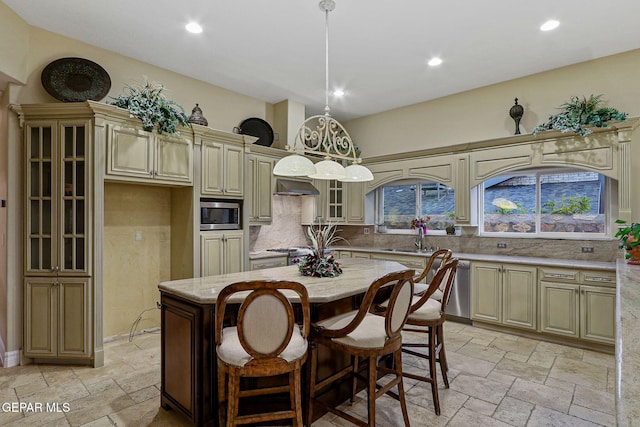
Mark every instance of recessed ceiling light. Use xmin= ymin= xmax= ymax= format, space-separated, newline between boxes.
xmin=333 ymin=89 xmax=345 ymax=97
xmin=540 ymin=19 xmax=560 ymax=31
xmin=185 ymin=22 xmax=203 ymax=34
xmin=427 ymin=57 xmax=443 ymax=67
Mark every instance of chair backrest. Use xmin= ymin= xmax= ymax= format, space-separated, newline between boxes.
xmin=410 ymin=258 xmax=458 ymax=314
xmin=215 ymin=280 xmax=310 ymax=360
xmin=414 ymin=249 xmax=452 ymax=286
xmin=313 ymin=269 xmax=415 ymax=341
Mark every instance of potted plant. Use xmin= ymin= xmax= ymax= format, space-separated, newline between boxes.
xmin=614 ymin=220 xmax=640 ymax=264
xmin=299 ymin=223 xmax=347 ymax=277
xmin=378 ymin=222 xmax=388 ymax=233
xmin=109 ymin=80 xmax=189 ymax=135
xmin=445 ymin=211 xmax=456 ymax=235
xmin=533 ymin=94 xmax=627 ymax=137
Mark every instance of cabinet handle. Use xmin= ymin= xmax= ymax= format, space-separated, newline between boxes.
xmin=546 ymin=273 xmax=574 ymax=279
xmin=52 ymin=280 xmax=59 ymax=286
xmin=584 ymin=275 xmax=613 ymax=282
xmin=51 ymin=266 xmax=59 ymax=272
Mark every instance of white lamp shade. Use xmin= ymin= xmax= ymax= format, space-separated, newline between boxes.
xmin=308 ymin=159 xmax=346 ymax=180
xmin=339 ymin=164 xmax=374 ymax=182
xmin=273 ymin=154 xmax=317 ymax=177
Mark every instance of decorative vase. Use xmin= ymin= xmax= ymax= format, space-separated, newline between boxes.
xmin=188 ymin=103 xmax=208 ymax=126
xmin=298 ymin=253 xmax=342 ymax=277
xmin=509 ymin=97 xmax=524 ymax=135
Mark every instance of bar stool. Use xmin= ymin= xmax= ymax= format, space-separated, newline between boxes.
xmin=402 ymin=258 xmax=458 ymax=415
xmin=306 ymin=269 xmax=415 ymax=427
xmin=215 ymin=280 xmax=310 ymax=427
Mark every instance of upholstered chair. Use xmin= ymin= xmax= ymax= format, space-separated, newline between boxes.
xmin=306 ymin=269 xmax=415 ymax=427
xmin=215 ymin=280 xmax=310 ymax=427
xmin=412 ymin=249 xmax=452 ymax=298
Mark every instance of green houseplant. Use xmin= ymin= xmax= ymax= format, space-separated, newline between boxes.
xmin=299 ymin=223 xmax=347 ymax=277
xmin=614 ymin=220 xmax=640 ymax=264
xmin=533 ymin=94 xmax=627 ymax=137
xmin=109 ymin=80 xmax=189 ymax=135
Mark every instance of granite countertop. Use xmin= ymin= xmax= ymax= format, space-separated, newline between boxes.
xmin=333 ymin=246 xmax=616 ymax=271
xmin=159 ymin=258 xmax=410 ymax=305
xmin=616 ymin=260 xmax=640 ymax=426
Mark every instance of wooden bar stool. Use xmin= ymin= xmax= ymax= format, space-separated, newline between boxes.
xmin=306 ymin=269 xmax=415 ymax=427
xmin=411 ymin=249 xmax=452 ymax=298
xmin=402 ymin=258 xmax=458 ymax=415
xmin=215 ymin=280 xmax=310 ymax=427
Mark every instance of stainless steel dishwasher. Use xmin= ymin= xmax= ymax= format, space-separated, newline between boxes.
xmin=446 ymin=260 xmax=471 ymax=323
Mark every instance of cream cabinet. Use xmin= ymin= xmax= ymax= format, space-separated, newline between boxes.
xmin=106 ymin=122 xmax=193 ymax=185
xmin=345 ymin=182 xmax=366 ymax=224
xmin=248 ymin=154 xmax=275 ymax=224
xmin=24 ymin=278 xmax=92 ymax=358
xmin=539 ymin=268 xmax=615 ymax=345
xmin=369 ymin=252 xmax=427 ymax=271
xmin=19 ymin=111 xmax=96 ymax=363
xmin=335 ymin=250 xmax=371 ymax=260
xmin=200 ymin=138 xmax=244 ymax=198
xmin=200 ymin=231 xmax=244 ymax=277
xmin=306 ymin=180 xmax=367 ymax=225
xmin=471 ymin=262 xmax=537 ymax=330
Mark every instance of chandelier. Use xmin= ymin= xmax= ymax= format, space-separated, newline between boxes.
xmin=273 ymin=0 xmax=373 ymax=182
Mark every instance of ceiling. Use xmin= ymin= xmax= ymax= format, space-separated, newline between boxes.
xmin=4 ymin=0 xmax=640 ymax=121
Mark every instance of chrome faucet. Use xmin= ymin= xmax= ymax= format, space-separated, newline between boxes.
xmin=414 ymin=234 xmax=423 ymax=251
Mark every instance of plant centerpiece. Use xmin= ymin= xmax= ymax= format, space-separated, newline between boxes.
xmin=614 ymin=220 xmax=640 ymax=264
xmin=298 ymin=223 xmax=346 ymax=277
xmin=109 ymin=80 xmax=189 ymax=135
xmin=532 ymin=94 xmax=627 ymax=137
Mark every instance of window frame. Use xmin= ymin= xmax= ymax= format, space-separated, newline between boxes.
xmin=478 ymin=167 xmax=610 ymax=239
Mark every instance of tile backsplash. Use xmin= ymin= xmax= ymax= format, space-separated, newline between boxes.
xmin=249 ymin=195 xmax=310 ymax=251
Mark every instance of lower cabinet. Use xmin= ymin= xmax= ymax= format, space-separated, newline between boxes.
xmin=335 ymin=250 xmax=371 ymax=260
xmin=249 ymin=256 xmax=288 ymax=271
xmin=471 ymin=262 xmax=538 ymax=331
xmin=539 ymin=279 xmax=615 ymax=345
xmin=200 ymin=231 xmax=244 ymax=277
xmin=24 ymin=277 xmax=92 ymax=359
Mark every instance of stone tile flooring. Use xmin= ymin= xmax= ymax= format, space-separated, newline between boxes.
xmin=0 ymin=322 xmax=616 ymax=426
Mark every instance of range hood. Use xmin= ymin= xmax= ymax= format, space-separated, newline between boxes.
xmin=274 ymin=179 xmax=320 ymax=196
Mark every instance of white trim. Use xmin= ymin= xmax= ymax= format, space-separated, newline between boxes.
xmin=2 ymin=350 xmax=21 ymax=368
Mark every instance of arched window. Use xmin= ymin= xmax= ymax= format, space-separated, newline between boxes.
xmin=479 ymin=168 xmax=608 ymax=237
xmin=377 ymin=180 xmax=455 ymax=233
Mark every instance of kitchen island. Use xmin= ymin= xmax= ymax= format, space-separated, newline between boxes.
xmin=158 ymin=258 xmax=409 ymax=426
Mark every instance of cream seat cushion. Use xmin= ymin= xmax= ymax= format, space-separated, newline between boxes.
xmin=413 ymin=283 xmax=444 ymax=301
xmin=217 ymin=326 xmax=307 ymax=368
xmin=317 ymin=310 xmax=388 ymax=349
xmin=406 ymin=297 xmax=442 ymax=322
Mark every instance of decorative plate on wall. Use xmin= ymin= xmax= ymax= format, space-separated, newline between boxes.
xmin=41 ymin=57 xmax=111 ymax=102
xmin=236 ymin=117 xmax=274 ymax=147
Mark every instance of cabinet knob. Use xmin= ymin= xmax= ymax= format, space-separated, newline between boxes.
xmin=51 ymin=266 xmax=59 ymax=272
xmin=52 ymin=280 xmax=59 ymax=286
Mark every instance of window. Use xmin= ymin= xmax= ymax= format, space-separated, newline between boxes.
xmin=480 ymin=169 xmax=607 ymax=237
xmin=378 ymin=181 xmax=455 ymax=231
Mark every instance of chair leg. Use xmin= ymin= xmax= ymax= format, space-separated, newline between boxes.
xmin=437 ymin=324 xmax=449 ymax=388
xmin=395 ymin=348 xmax=411 ymax=427
xmin=367 ymin=355 xmax=377 ymax=427
xmin=428 ymin=327 xmax=441 ymax=415
xmin=291 ymin=368 xmax=303 ymax=427
xmin=351 ymin=355 xmax=359 ymax=403
xmin=217 ymin=367 xmax=227 ymax=427
xmin=305 ymin=343 xmax=318 ymax=427
xmin=226 ymin=369 xmax=239 ymax=427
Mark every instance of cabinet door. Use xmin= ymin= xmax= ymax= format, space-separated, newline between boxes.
xmin=58 ymin=278 xmax=92 ymax=357
xmin=24 ymin=279 xmax=57 ymax=357
xmin=26 ymin=123 xmax=57 ymax=275
xmin=201 ymin=234 xmax=224 ymax=277
xmin=327 ymin=180 xmax=345 ymax=222
xmin=201 ymin=141 xmax=224 ymax=195
xmin=345 ymin=182 xmax=365 ymax=224
xmin=580 ymin=285 xmax=615 ymax=344
xmin=539 ymin=281 xmax=579 ymax=338
xmin=250 ymin=156 xmax=274 ymax=224
xmin=155 ymin=133 xmax=193 ymax=184
xmin=107 ymin=124 xmax=153 ymax=179
xmin=224 ymin=145 xmax=244 ymax=197
xmin=502 ymin=265 xmax=537 ymax=330
xmin=224 ymin=232 xmax=244 ymax=274
xmin=471 ymin=262 xmax=502 ymax=324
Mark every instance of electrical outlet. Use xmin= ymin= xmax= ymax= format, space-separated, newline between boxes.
xmin=581 ymin=246 xmax=594 ymax=253
xmin=135 ymin=231 xmax=142 ymax=241
xmin=497 ymin=242 xmax=507 ymax=249
xmin=363 ymin=227 xmax=370 ymax=235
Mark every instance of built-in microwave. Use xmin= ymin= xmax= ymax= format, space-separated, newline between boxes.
xmin=200 ymin=200 xmax=241 ymax=230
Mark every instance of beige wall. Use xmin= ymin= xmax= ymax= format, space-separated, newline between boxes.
xmin=103 ymin=183 xmax=171 ymax=338
xmin=347 ymin=49 xmax=640 ymax=158
xmin=0 ymin=2 xmax=30 ymax=85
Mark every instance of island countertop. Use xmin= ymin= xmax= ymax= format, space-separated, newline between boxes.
xmin=159 ymin=258 xmax=410 ymax=305
xmin=616 ymin=260 xmax=640 ymax=426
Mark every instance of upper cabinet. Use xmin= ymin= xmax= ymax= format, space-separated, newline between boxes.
xmin=104 ymin=113 xmax=193 ymax=186
xmin=248 ymin=153 xmax=275 ymax=224
xmin=195 ymin=126 xmax=244 ymax=198
xmin=303 ymin=179 xmax=368 ymax=225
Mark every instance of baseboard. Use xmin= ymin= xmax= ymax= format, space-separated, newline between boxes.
xmin=2 ymin=350 xmax=21 ymax=368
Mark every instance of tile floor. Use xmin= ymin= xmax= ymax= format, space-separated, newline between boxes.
xmin=0 ymin=322 xmax=616 ymax=426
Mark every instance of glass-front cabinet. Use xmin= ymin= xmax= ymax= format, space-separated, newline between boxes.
xmin=26 ymin=121 xmax=90 ymax=276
